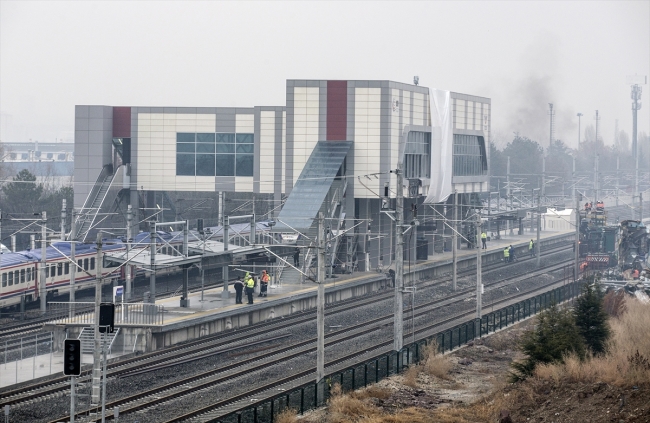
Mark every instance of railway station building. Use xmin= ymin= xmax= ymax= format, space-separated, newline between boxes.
xmin=74 ymin=79 xmax=490 ymax=272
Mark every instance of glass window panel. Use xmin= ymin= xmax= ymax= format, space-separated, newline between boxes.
xmin=236 ymin=154 xmax=254 ymax=176
xmin=196 ymin=142 xmax=215 ymax=153
xmin=217 ymin=133 xmax=235 ymax=144
xmin=90 ymin=257 xmax=95 ymax=270
xmin=177 ymin=143 xmax=195 ymax=153
xmin=27 ymin=268 xmax=31 ymax=281
xmin=177 ymin=133 xmax=195 ymax=143
xmin=176 ymin=154 xmax=195 ymax=176
xmin=216 ymin=155 xmax=235 ymax=176
xmin=84 ymin=258 xmax=89 ymax=271
xmin=21 ymin=269 xmax=25 ymax=283
xmin=196 ymin=133 xmax=216 ymax=143
xmin=8 ymin=272 xmax=13 ymax=286
xmin=236 ymin=144 xmax=254 ymax=154
xmin=216 ymin=144 xmax=235 ymax=154
xmin=50 ymin=266 xmax=56 ymax=277
xmin=58 ymin=264 xmax=62 ymax=276
xmin=236 ymin=133 xmax=254 ymax=144
xmin=196 ymin=154 xmax=216 ymax=176
xmin=2 ymin=273 xmax=6 ymax=287
xmin=65 ymin=263 xmax=69 ymax=274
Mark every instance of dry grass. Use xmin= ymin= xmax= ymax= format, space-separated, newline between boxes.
xmin=420 ymin=342 xmax=453 ymax=380
xmin=603 ymin=289 xmax=627 ymax=317
xmin=429 ymin=390 xmax=509 ymax=423
xmin=402 ymin=365 xmax=419 ymax=388
xmin=534 ymin=298 xmax=650 ymax=386
xmin=276 ymin=408 xmax=299 ymax=423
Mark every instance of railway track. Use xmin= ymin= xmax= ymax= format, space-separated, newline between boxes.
xmin=0 ymin=239 xmax=574 ymax=411
xmin=46 ymin=257 xmax=573 ymax=422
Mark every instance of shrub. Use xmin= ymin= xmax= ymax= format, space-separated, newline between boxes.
xmin=510 ymin=303 xmax=585 ymax=381
xmin=574 ymin=280 xmax=610 ymax=355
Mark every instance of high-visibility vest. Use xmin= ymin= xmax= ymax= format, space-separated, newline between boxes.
xmin=529 ymin=241 xmax=534 ymax=250
xmin=481 ymin=232 xmax=487 ymax=239
xmin=504 ymin=248 xmax=509 ymax=257
xmin=261 ymin=273 xmax=269 ymax=283
xmin=246 ymin=277 xmax=255 ymax=288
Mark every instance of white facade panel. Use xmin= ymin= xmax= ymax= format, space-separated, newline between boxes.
xmin=259 ymin=110 xmax=276 ymax=194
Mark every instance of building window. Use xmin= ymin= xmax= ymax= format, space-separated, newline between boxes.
xmin=404 ymin=131 xmax=431 ymax=179
xmin=176 ymin=132 xmax=254 ymax=177
xmin=452 ymin=134 xmax=487 ymax=176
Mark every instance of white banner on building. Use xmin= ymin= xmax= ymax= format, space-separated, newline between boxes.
xmin=424 ymin=89 xmax=453 ymax=204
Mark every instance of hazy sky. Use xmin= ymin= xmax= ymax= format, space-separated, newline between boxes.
xmin=1 ymin=1 xmax=648 ymax=149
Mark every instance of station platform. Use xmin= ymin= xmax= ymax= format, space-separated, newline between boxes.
xmin=45 ymin=228 xmax=574 ymax=355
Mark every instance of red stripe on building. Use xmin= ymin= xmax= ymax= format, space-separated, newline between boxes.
xmin=112 ymin=107 xmax=132 ymax=138
xmin=326 ymin=81 xmax=347 ymax=141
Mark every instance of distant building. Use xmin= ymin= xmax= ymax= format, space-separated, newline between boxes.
xmin=1 ymin=141 xmax=74 ymax=188
xmin=73 ymin=79 xmax=490 ymax=270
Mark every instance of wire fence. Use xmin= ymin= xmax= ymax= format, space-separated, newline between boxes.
xmin=0 ymin=332 xmax=54 ymax=388
xmin=47 ymin=302 xmax=165 ymax=326
xmin=215 ymin=279 xmax=582 ymax=423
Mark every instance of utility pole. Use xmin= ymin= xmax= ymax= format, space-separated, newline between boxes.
xmin=452 ymin=191 xmax=457 ymax=291
xmin=475 ymin=213 xmax=482 ymax=334
xmin=575 ymin=195 xmax=580 ymax=280
xmin=148 ymin=222 xmax=156 ymax=303
xmin=536 ymin=191 xmax=541 ymax=267
xmin=506 ymin=156 xmax=511 ymax=236
xmin=91 ymin=232 xmax=103 ymax=405
xmin=221 ymin=216 xmax=230 ymax=300
xmin=640 ymin=192 xmax=643 ymax=222
xmin=40 ymin=211 xmax=47 ymax=314
xmin=394 ymin=164 xmax=404 ymax=352
xmin=69 ymin=210 xmax=77 ymax=314
xmin=316 ymin=212 xmax=325 ymax=383
xmin=125 ymin=205 xmax=132 ymax=300
xmin=61 ymin=199 xmax=67 ymax=240
xmin=180 ymin=220 xmax=189 ymax=307
xmin=542 ymin=156 xmax=546 ymax=197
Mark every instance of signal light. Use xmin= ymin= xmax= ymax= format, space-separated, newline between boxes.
xmin=99 ymin=303 xmax=115 ymax=333
xmin=63 ymin=339 xmax=81 ymax=376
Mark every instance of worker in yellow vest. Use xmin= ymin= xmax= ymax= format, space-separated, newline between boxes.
xmin=481 ymin=232 xmax=487 ymax=249
xmin=529 ymin=239 xmax=535 ymax=257
xmin=245 ymin=273 xmax=255 ymax=304
xmin=503 ymin=247 xmax=510 ymax=263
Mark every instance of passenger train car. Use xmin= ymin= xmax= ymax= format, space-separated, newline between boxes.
xmin=0 ymin=220 xmax=286 ymax=309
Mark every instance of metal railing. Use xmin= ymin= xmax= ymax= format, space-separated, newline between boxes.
xmin=214 ymin=280 xmax=583 ymax=423
xmin=47 ymin=302 xmax=165 ymax=326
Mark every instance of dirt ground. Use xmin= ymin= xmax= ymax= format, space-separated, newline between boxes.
xmin=294 ymin=321 xmax=650 ymax=423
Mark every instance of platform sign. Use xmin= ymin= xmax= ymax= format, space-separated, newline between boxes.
xmin=113 ymin=285 xmax=124 ymax=302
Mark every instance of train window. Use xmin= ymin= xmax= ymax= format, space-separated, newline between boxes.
xmin=84 ymin=258 xmax=89 ymax=271
xmin=8 ymin=271 xmax=13 ymax=286
xmin=65 ymin=263 xmax=70 ymax=274
xmin=50 ymin=265 xmax=56 ymax=278
xmin=78 ymin=259 xmax=82 ymax=270
xmin=20 ymin=269 xmax=25 ymax=283
xmin=27 ymin=268 xmax=31 ymax=281
xmin=58 ymin=263 xmax=63 ymax=276
xmin=2 ymin=273 xmax=6 ymax=287
xmin=90 ymin=257 xmax=95 ymax=270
